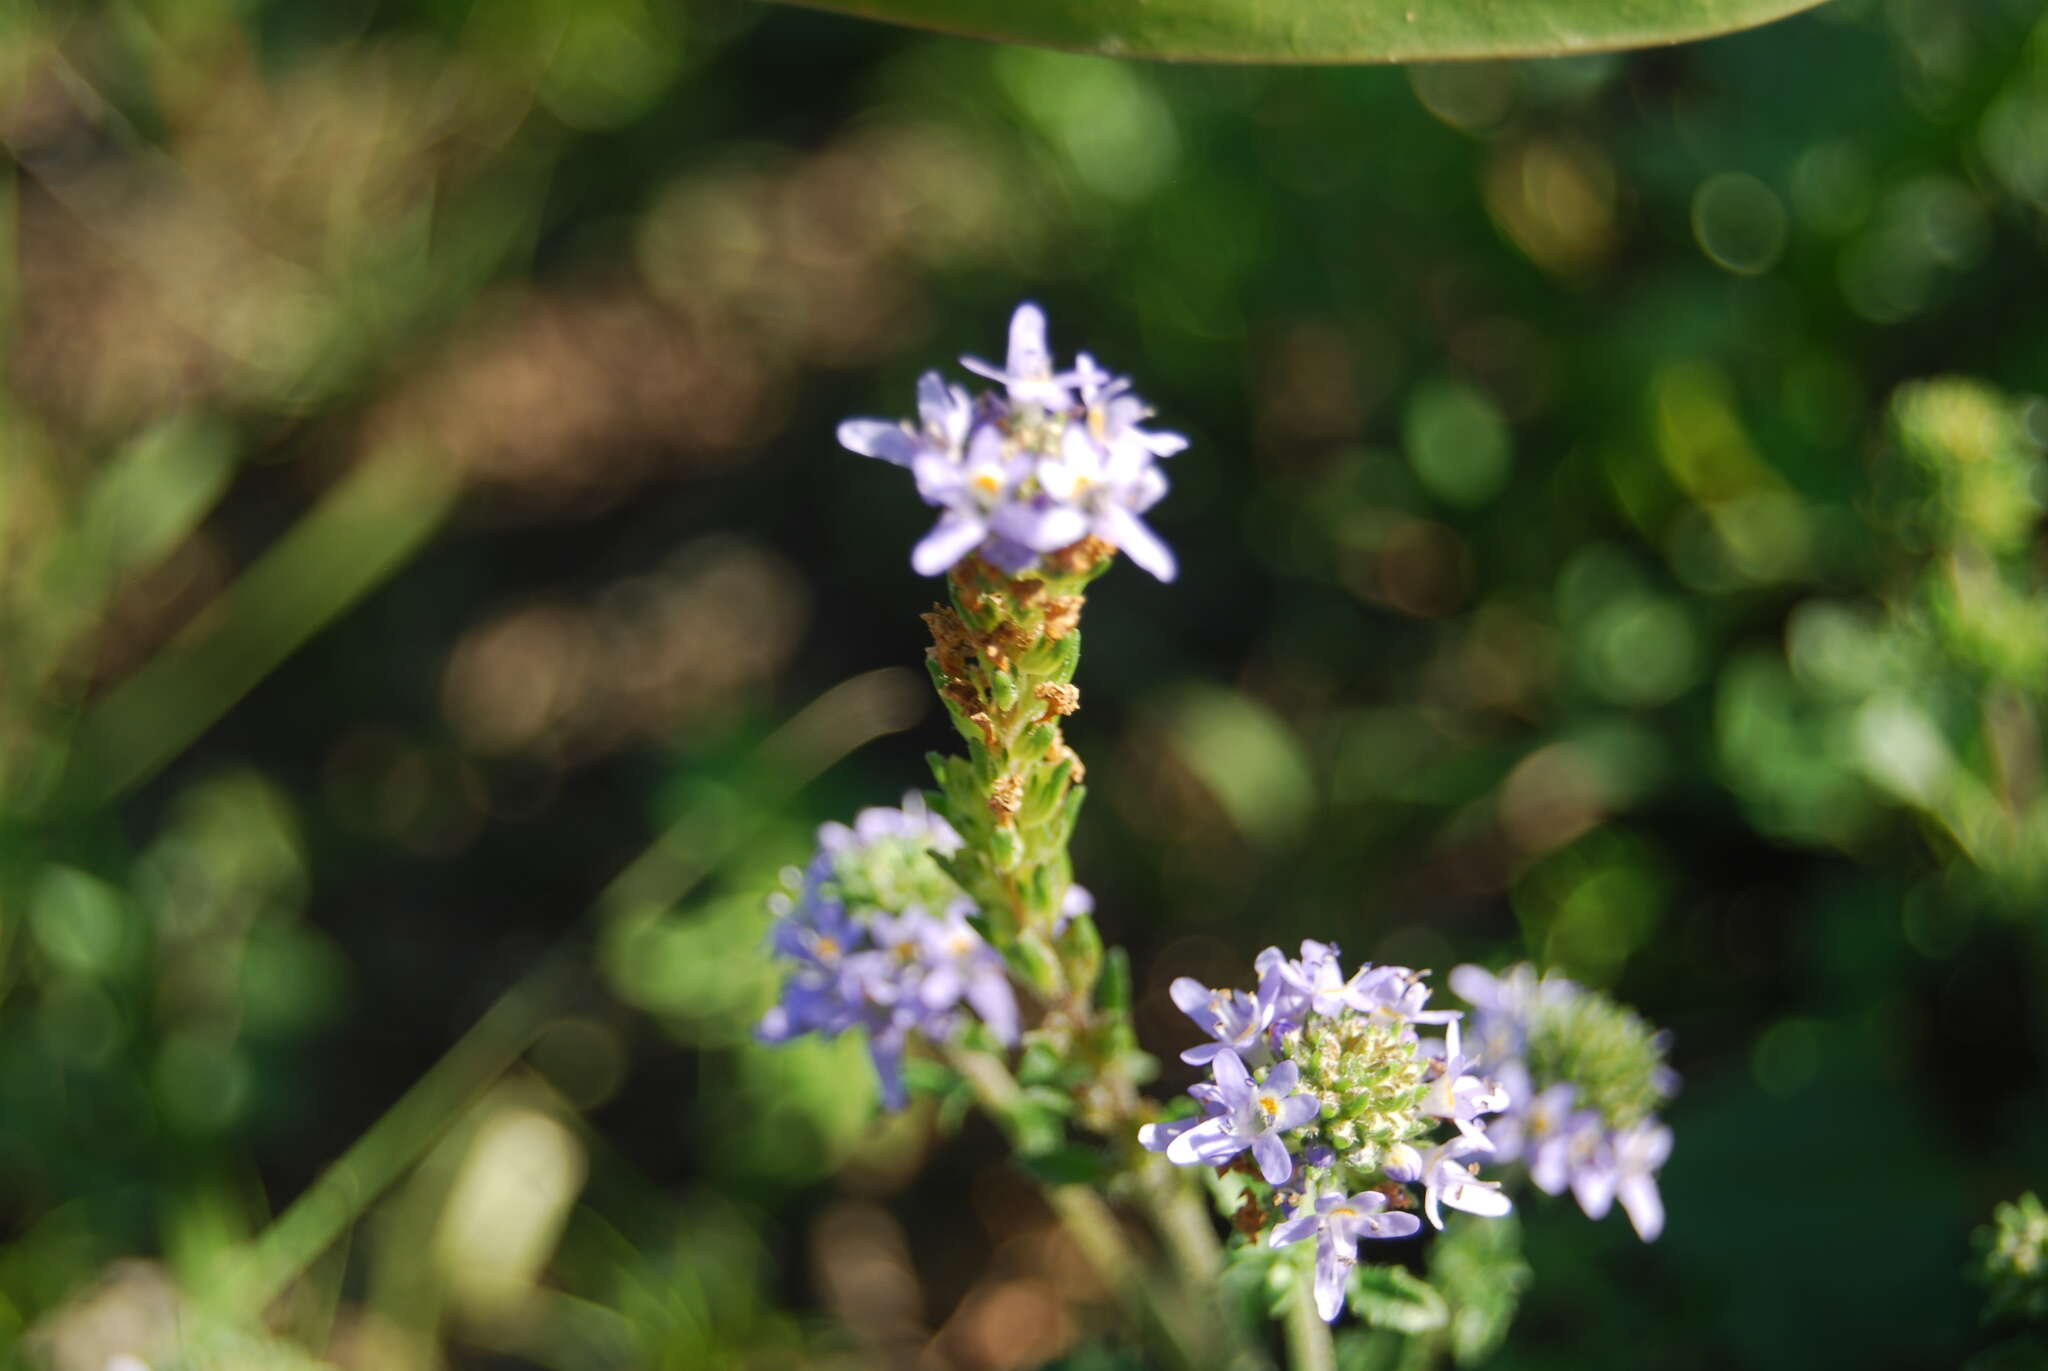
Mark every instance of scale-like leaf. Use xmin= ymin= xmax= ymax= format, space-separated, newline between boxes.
xmin=776 ymin=0 xmax=1832 ymax=64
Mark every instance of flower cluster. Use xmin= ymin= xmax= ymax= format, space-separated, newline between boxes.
xmin=839 ymin=303 xmax=1184 ymax=581
xmin=757 ymin=794 xmax=1020 ymax=1109
xmin=1140 ymin=941 xmax=1514 ymax=1322
xmin=1450 ymin=964 xmax=1676 ymax=1242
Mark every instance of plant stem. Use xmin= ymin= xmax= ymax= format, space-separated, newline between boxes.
xmin=216 ymin=951 xmax=572 ymax=1317
xmin=1285 ymin=1257 xmax=1339 ymax=1371
xmin=60 ymin=446 xmax=460 ymax=809
xmin=948 ymin=1045 xmax=1272 ymax=1371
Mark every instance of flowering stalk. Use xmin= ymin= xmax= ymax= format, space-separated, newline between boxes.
xmin=829 ymin=302 xmax=1183 ymax=1125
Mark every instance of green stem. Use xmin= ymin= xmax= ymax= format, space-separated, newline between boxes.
xmin=216 ymin=952 xmax=572 ymax=1317
xmin=58 ymin=446 xmax=460 ymax=809
xmin=1285 ymin=1256 xmax=1339 ymax=1371
xmin=948 ymin=1045 xmax=1271 ymax=1371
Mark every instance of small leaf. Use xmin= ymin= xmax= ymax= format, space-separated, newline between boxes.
xmin=1349 ymin=1265 xmax=1448 ymax=1336
xmin=775 ymin=0 xmax=1829 ymax=64
xmin=1017 ymin=1144 xmax=1110 ymax=1186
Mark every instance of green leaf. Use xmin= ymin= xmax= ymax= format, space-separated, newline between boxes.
xmin=1016 ymin=1144 xmax=1110 ymax=1186
xmin=1349 ymin=1264 xmax=1448 ymax=1336
xmin=774 ymin=0 xmax=1828 ymax=64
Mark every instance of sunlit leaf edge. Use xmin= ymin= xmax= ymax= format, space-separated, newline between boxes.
xmin=772 ymin=0 xmax=1834 ymax=64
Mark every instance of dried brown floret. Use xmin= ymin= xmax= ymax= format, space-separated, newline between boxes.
xmin=989 ymin=773 xmax=1026 ymax=823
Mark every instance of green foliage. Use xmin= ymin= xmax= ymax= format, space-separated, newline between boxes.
xmin=1979 ymin=1193 xmax=2048 ymax=1325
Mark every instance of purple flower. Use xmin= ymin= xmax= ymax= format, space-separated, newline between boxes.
xmin=1168 ymin=974 xmax=1278 ymax=1066
xmin=839 ymin=303 xmax=1181 ymax=580
xmin=1031 ymin=421 xmax=1178 ymax=582
xmin=1486 ymin=1066 xmax=1593 ymax=1198
xmin=837 ymin=370 xmax=972 ymax=469
xmin=1052 ymin=882 xmax=1094 ymax=937
xmin=1417 ymin=1020 xmax=1511 ymax=1146
xmin=1073 ymin=352 xmax=1189 ymax=463
xmin=1256 ymin=940 xmax=1354 ymax=1024
xmin=902 ymin=900 xmax=1020 ymax=1045
xmin=1271 ymin=1190 xmax=1423 ymax=1322
xmin=1386 ymin=1138 xmax=1513 ymax=1230
xmin=1162 ymin=1049 xmax=1321 ymax=1184
xmin=759 ymin=797 xmax=1013 ymax=1111
xmin=960 ymin=302 xmax=1073 ymax=410
xmin=1571 ymin=1120 xmax=1671 ymax=1241
xmin=817 ymin=790 xmax=963 ymax=860
xmin=1350 ymin=965 xmax=1461 ymax=1028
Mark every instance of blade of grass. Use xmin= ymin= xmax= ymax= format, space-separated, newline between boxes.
xmin=59 ymin=447 xmax=458 ymax=808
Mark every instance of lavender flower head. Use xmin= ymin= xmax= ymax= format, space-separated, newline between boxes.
xmin=1141 ymin=940 xmax=1515 ymax=1323
xmin=1450 ymin=963 xmax=1677 ymax=1241
xmin=838 ymin=303 xmax=1184 ymax=581
xmin=758 ymin=793 xmax=1021 ymax=1109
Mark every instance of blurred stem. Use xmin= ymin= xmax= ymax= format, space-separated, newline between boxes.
xmin=948 ymin=1044 xmax=1270 ymax=1371
xmin=216 ymin=951 xmax=573 ymax=1318
xmin=58 ymin=446 xmax=459 ymax=808
xmin=218 ymin=670 xmax=921 ymax=1318
xmin=1137 ymin=1156 xmax=1224 ymax=1287
xmin=1284 ymin=1257 xmax=1338 ymax=1371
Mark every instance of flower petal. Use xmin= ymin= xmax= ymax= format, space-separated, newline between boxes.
xmin=1170 ymin=977 xmax=1215 ymax=1021
xmin=1253 ymin=1132 xmax=1294 ymax=1186
xmin=1269 ymin=1212 xmax=1319 ymax=1248
xmin=1271 ymin=1092 xmax=1322 ymax=1133
xmin=965 ymin=969 xmax=1019 ymax=1045
xmin=991 ymin=497 xmax=1090 ymax=552
xmin=1314 ymin=1242 xmax=1351 ymax=1323
xmin=1618 ymin=1174 xmax=1664 ymax=1242
xmin=1167 ymin=1118 xmax=1246 ymax=1168
xmin=1361 ymin=1212 xmax=1422 ymax=1240
xmin=1006 ymin=302 xmax=1051 ymax=381
xmin=1210 ymin=1048 xmax=1251 ymax=1098
xmin=912 ymin=513 xmax=987 ymax=576
xmin=838 ymin=419 xmax=920 ymax=465
xmin=1099 ymin=506 xmax=1177 ymax=582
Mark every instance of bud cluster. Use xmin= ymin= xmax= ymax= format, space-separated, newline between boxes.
xmin=1141 ymin=941 xmax=1514 ymax=1323
xmin=1450 ymin=963 xmax=1677 ymax=1241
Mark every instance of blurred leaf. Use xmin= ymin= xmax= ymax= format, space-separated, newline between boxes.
xmin=1158 ymin=684 xmax=1315 ymax=851
xmin=776 ymin=0 xmax=1829 ymax=62
xmin=1349 ymin=1264 xmax=1448 ymax=1336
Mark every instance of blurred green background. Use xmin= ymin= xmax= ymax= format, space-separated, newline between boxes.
xmin=1 ymin=0 xmax=2045 ymax=1366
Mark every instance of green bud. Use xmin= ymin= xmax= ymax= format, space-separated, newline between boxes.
xmin=1053 ymin=784 xmax=1087 ymax=846
xmin=1099 ymin=946 xmax=1133 ymax=1014
xmin=1010 ymin=931 xmax=1066 ymax=997
xmin=990 ymin=825 xmax=1023 ymax=871
xmin=1057 ymin=909 xmax=1103 ymax=993
xmin=991 ymin=669 xmax=1020 ymax=712
xmin=1051 ymin=628 xmax=1081 ymax=683
xmin=1018 ymin=722 xmax=1058 ymax=763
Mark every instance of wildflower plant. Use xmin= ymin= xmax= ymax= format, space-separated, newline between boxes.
xmin=758 ymin=304 xmax=1684 ymax=1363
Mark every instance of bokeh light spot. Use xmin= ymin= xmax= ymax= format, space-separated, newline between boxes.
xmin=1692 ymin=173 xmax=1789 ymax=276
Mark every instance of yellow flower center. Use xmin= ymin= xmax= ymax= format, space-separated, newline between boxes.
xmin=1258 ymin=1095 xmax=1279 ymax=1118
